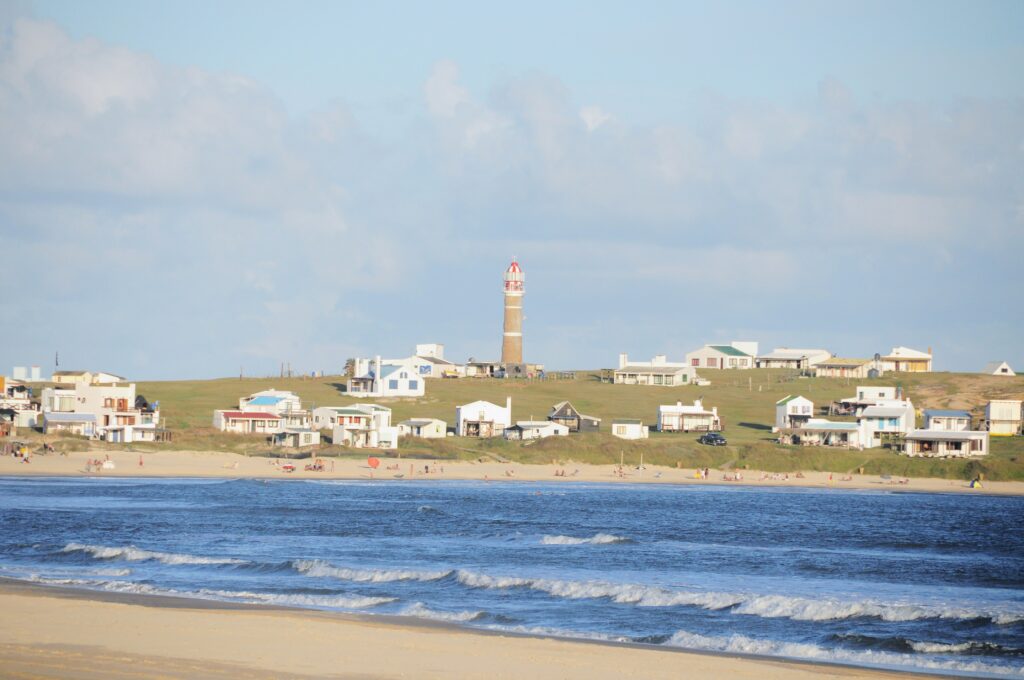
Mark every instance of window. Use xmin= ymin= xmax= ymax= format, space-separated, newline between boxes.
xmin=889 ymin=418 xmax=898 ymax=427
xmin=729 ymin=358 xmax=738 ymax=367
xmin=740 ymin=359 xmax=748 ymax=367
xmin=707 ymin=358 xmax=717 ymax=368
xmin=104 ymin=398 xmax=113 ymax=407
xmin=802 ymin=406 xmax=810 ymax=414
xmin=302 ymin=434 xmax=311 ymax=444
xmin=665 ymin=376 xmax=674 ymax=386
xmin=389 ymin=380 xmax=399 ymax=389
xmin=409 ymin=380 xmax=419 ymax=390
xmin=615 ymin=425 xmax=627 ymax=435
xmin=681 ymin=375 xmax=688 ymax=383
xmin=691 ymin=359 xmax=699 ymax=366
xmin=653 ymin=375 xmax=663 ymax=385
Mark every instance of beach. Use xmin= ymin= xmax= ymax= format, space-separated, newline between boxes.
xmin=0 ymin=579 xmax=944 ymax=679
xmin=0 ymin=448 xmax=1018 ymax=495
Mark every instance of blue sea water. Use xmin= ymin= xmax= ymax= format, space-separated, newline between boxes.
xmin=0 ymin=477 xmax=1022 ymax=677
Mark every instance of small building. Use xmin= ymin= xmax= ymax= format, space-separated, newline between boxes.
xmin=213 ymin=411 xmax=282 ymax=434
xmin=985 ymin=400 xmax=1022 ymax=436
xmin=982 ymin=361 xmax=1016 ymax=377
xmin=657 ymin=400 xmax=721 ymax=432
xmin=613 ymin=354 xmax=698 ymax=386
xmin=465 ymin=360 xmax=503 ymax=378
xmin=548 ymin=401 xmax=601 ymax=432
xmin=880 ymin=346 xmax=933 ymax=373
xmin=504 ymin=421 xmax=569 ymax=441
xmin=756 ymin=348 xmax=832 ymax=370
xmin=239 ymin=390 xmax=302 ymax=414
xmin=775 ymin=395 xmax=814 ymax=431
xmin=104 ymin=424 xmax=172 ymax=444
xmin=330 ymin=404 xmax=398 ymax=449
xmin=611 ymin=419 xmax=648 ymax=440
xmin=814 ymin=358 xmax=883 ymax=379
xmin=923 ymin=409 xmax=971 ymax=432
xmin=273 ymin=428 xmax=321 ymax=448
xmin=781 ymin=419 xmax=861 ymax=448
xmin=902 ymin=430 xmax=989 ymax=457
xmin=42 ymin=412 xmax=96 ymax=437
xmin=51 ymin=370 xmax=126 ymax=385
xmin=858 ymin=401 xmax=916 ymax=448
xmin=455 ymin=398 xmax=512 ymax=437
xmin=685 ymin=343 xmax=756 ymax=370
xmin=830 ymin=386 xmax=901 ymax=416
xmin=348 ymin=357 xmax=425 ymax=398
xmin=397 ymin=418 xmax=448 ymax=439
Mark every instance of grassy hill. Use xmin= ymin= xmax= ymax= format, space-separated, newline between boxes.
xmin=128 ymin=370 xmax=1024 ymax=481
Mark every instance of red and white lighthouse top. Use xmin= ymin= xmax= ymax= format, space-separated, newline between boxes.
xmin=503 ymin=259 xmax=524 ymax=293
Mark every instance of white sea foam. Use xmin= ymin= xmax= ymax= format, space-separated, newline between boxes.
xmin=666 ymin=630 xmax=1024 ymax=678
xmin=62 ymin=542 xmax=245 ymax=566
xmin=401 ymin=602 xmax=484 ymax=623
xmin=293 ymin=559 xmax=451 ymax=583
xmin=540 ymin=533 xmax=631 ymax=545
xmin=909 ymin=641 xmax=976 ymax=654
xmin=198 ymin=588 xmax=396 ymax=610
xmin=89 ymin=568 xmax=131 ymax=577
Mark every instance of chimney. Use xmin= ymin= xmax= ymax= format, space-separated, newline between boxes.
xmin=619 ymin=353 xmax=628 ymax=369
xmin=506 ymin=396 xmax=512 ymax=419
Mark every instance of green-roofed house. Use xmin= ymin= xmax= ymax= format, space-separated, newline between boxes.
xmin=685 ymin=341 xmax=758 ymax=370
xmin=775 ymin=395 xmax=814 ymax=431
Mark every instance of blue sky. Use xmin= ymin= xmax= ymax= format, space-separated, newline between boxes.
xmin=1 ymin=1 xmax=1022 ymax=378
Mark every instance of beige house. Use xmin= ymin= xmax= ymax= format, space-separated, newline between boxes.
xmin=902 ymin=430 xmax=988 ymax=457
xmin=985 ymin=400 xmax=1022 ymax=436
xmin=657 ymin=400 xmax=721 ymax=432
xmin=51 ymin=370 xmax=126 ymax=385
xmin=398 ymin=418 xmax=448 ymax=439
xmin=813 ymin=358 xmax=883 ymax=379
xmin=756 ymin=348 xmax=832 ymax=370
xmin=613 ymin=354 xmax=697 ymax=386
xmin=611 ymin=419 xmax=648 ymax=440
xmin=880 ymin=346 xmax=932 ymax=373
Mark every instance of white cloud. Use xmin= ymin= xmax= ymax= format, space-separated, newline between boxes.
xmin=579 ymin=105 xmax=612 ymax=132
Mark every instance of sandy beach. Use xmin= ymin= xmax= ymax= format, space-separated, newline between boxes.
xmin=0 ymin=579 xmax=948 ymax=679
xmin=0 ymin=448 xmax=1018 ymax=495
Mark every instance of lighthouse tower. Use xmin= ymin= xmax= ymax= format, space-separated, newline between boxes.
xmin=501 ymin=259 xmax=524 ymax=365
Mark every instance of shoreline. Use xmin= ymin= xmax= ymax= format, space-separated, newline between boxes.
xmin=1 ymin=449 xmax=1019 ymax=496
xmin=0 ymin=578 xmax=944 ymax=679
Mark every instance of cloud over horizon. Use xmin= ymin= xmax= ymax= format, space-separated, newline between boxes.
xmin=0 ymin=15 xmax=1021 ymax=379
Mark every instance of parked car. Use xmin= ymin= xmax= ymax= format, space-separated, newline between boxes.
xmin=698 ymin=432 xmax=727 ymax=446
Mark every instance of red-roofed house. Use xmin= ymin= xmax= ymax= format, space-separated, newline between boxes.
xmin=213 ymin=410 xmax=283 ymax=434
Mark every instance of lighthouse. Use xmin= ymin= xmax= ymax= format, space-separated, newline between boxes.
xmin=501 ymin=259 xmax=524 ymax=365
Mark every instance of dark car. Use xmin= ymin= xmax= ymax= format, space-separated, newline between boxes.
xmin=698 ymin=432 xmax=727 ymax=446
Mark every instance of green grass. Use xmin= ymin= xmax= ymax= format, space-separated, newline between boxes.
xmin=120 ymin=370 xmax=1024 ymax=480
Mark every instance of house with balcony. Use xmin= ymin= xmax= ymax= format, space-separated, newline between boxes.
xmin=857 ymin=400 xmax=916 ymax=448
xmin=455 ymin=398 xmax=512 ymax=437
xmin=657 ymin=400 xmax=721 ymax=432
xmin=775 ymin=395 xmax=814 ymax=431
xmin=347 ymin=356 xmax=425 ymax=398
xmin=782 ymin=419 xmax=861 ymax=448
xmin=902 ymin=430 xmax=989 ymax=457
xmin=923 ymin=409 xmax=972 ymax=432
xmin=41 ymin=381 xmax=160 ymax=439
xmin=330 ymin=404 xmax=398 ymax=448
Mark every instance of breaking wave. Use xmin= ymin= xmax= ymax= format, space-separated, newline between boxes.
xmin=401 ymin=602 xmax=484 ymax=623
xmin=292 ymin=559 xmax=451 ymax=583
xmin=61 ymin=543 xmax=245 ymax=566
xmin=540 ymin=534 xmax=632 ymax=545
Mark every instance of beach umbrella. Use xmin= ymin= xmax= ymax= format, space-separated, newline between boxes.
xmin=367 ymin=456 xmax=380 ymax=469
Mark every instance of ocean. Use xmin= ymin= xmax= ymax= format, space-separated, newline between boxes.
xmin=0 ymin=476 xmax=1021 ymax=677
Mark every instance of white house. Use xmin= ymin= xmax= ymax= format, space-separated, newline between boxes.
xmin=685 ymin=342 xmax=757 ymax=370
xmin=504 ymin=421 xmax=569 ymax=441
xmin=611 ymin=419 xmax=648 ymax=440
xmin=782 ymin=419 xmax=861 ymax=448
xmin=756 ymin=348 xmax=832 ymax=370
xmin=982 ymin=361 xmax=1016 ymax=377
xmin=902 ymin=430 xmax=989 ymax=457
xmin=272 ymin=429 xmax=321 ymax=448
xmin=880 ymin=346 xmax=933 ymax=373
xmin=831 ymin=386 xmax=902 ymax=416
xmin=42 ymin=412 xmax=96 ymax=437
xmin=985 ymin=400 xmax=1022 ymax=436
xmin=455 ymin=398 xmax=512 ymax=437
xmin=239 ymin=389 xmax=302 ymax=415
xmin=775 ymin=395 xmax=814 ymax=431
xmin=397 ymin=418 xmax=448 ymax=439
xmin=213 ymin=410 xmax=283 ymax=434
xmin=330 ymin=404 xmax=398 ymax=449
xmin=857 ymin=400 xmax=916 ymax=448
xmin=51 ymin=370 xmax=126 ymax=385
xmin=41 ymin=382 xmax=160 ymax=436
xmin=103 ymin=424 xmax=171 ymax=444
xmin=348 ymin=357 xmax=425 ymax=398
xmin=613 ymin=354 xmax=698 ymax=386
xmin=657 ymin=400 xmax=721 ymax=432
xmin=923 ymin=409 xmax=971 ymax=432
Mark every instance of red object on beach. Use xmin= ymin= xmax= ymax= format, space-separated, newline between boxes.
xmin=367 ymin=457 xmax=380 ymax=469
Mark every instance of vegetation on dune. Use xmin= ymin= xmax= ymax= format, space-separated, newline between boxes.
xmin=69 ymin=369 xmax=1016 ymax=481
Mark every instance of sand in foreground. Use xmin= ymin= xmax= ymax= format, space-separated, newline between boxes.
xmin=0 ymin=581 xmax=940 ymax=679
xmin=0 ymin=448 xmax=1018 ymax=496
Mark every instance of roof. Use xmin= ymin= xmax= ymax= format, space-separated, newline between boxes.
xmin=905 ymin=429 xmax=987 ymax=441
xmin=247 ymin=396 xmax=284 ymax=406
xmin=816 ymin=358 xmax=871 ymax=367
xmin=400 ymin=418 xmax=443 ymax=426
xmin=612 ymin=418 xmax=643 ymax=425
xmin=759 ymin=349 xmax=829 ymax=360
xmin=982 ymin=361 xmax=1015 ymax=374
xmin=708 ymin=345 xmax=750 ymax=357
xmin=329 ymin=408 xmax=371 ymax=416
xmin=923 ymin=409 xmax=971 ymax=419
xmin=884 ymin=346 xmax=931 ymax=360
xmin=615 ymin=365 xmax=690 ymax=375
xmin=220 ymin=411 xmax=281 ymax=420
xmin=861 ymin=406 xmax=910 ymax=418
xmin=44 ymin=412 xmax=96 ymax=422
xmin=776 ymin=394 xmax=808 ymax=405
xmin=802 ymin=419 xmax=858 ymax=431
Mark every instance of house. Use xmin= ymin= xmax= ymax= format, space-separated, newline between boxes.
xmin=830 ymin=386 xmax=901 ymax=415
xmin=685 ymin=342 xmax=757 ymax=370
xmin=923 ymin=409 xmax=972 ymax=432
xmin=756 ymin=348 xmax=832 ymax=370
xmin=775 ymin=395 xmax=814 ymax=431
xmin=397 ymin=418 xmax=448 ymax=439
xmin=985 ymin=400 xmax=1022 ymax=436
xmin=42 ymin=412 xmax=96 ymax=437
xmin=982 ymin=361 xmax=1016 ymax=377
xmin=348 ymin=357 xmax=425 ymax=398
xmin=455 ymin=398 xmax=512 ymax=437
xmin=657 ymin=400 xmax=721 ymax=432
xmin=41 ymin=382 xmax=160 ymax=436
xmin=857 ymin=400 xmax=916 ymax=448
xmin=781 ymin=419 xmax=861 ymax=448
xmin=902 ymin=430 xmax=989 ymax=457
xmin=272 ymin=429 xmax=321 ymax=448
xmin=239 ymin=390 xmax=302 ymax=415
xmin=504 ymin=421 xmax=569 ymax=441
xmin=880 ymin=347 xmax=933 ymax=373
xmin=611 ymin=419 xmax=648 ymax=440
xmin=465 ymin=360 xmax=503 ymax=378
xmin=548 ymin=401 xmax=600 ymax=432
xmin=51 ymin=370 xmax=126 ymax=385
xmin=613 ymin=354 xmax=698 ymax=386
xmin=330 ymin=404 xmax=398 ymax=449
xmin=213 ymin=411 xmax=282 ymax=434
xmin=104 ymin=424 xmax=172 ymax=444
xmin=814 ymin=358 xmax=883 ymax=379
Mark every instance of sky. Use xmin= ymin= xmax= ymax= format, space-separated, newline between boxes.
xmin=0 ymin=0 xmax=1022 ymax=379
